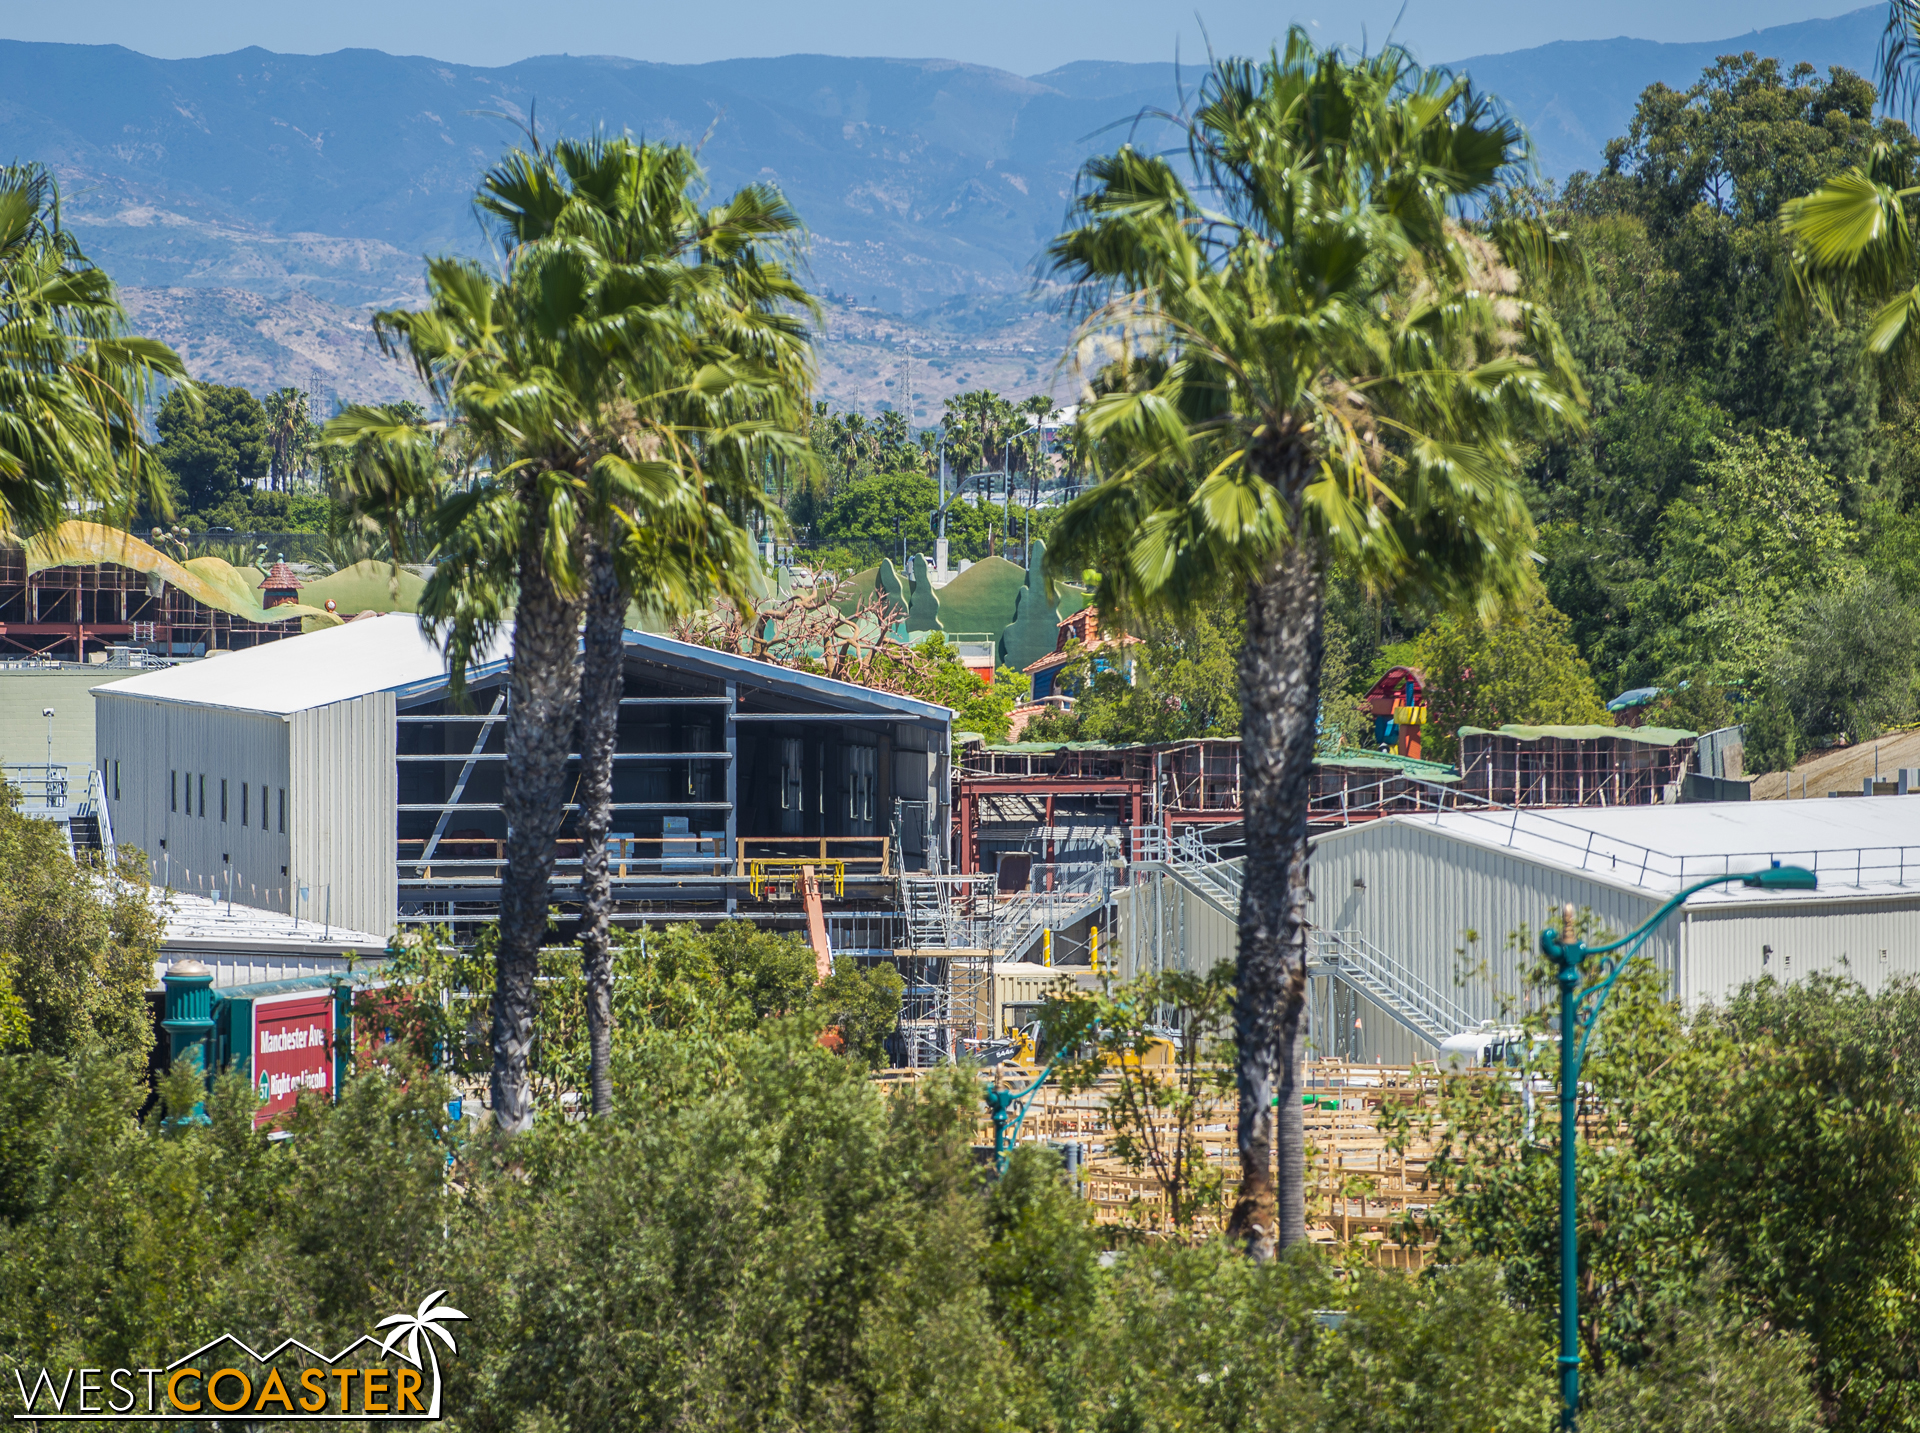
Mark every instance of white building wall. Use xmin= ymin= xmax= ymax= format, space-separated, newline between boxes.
xmin=1309 ymin=820 xmax=1669 ymax=1026
xmin=1113 ymin=873 xmax=1432 ymax=1064
xmin=95 ymin=693 xmax=292 ymax=908
xmin=1680 ymin=895 xmax=1920 ymax=1004
xmin=288 ymin=692 xmax=396 ymax=940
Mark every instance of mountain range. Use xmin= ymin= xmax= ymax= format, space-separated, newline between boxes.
xmin=0 ymin=6 xmax=1890 ymax=414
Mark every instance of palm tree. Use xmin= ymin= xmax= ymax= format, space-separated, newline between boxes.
xmin=375 ymin=1289 xmax=468 ymax=1415
xmin=331 ymin=138 xmax=812 ymax=1128
xmin=1046 ymin=35 xmax=1586 ymax=1257
xmin=1779 ymin=137 xmax=1920 ymax=374
xmin=263 ymin=387 xmax=311 ymax=491
xmin=0 ymin=162 xmax=189 ymax=535
xmin=470 ymin=137 xmax=814 ymax=1117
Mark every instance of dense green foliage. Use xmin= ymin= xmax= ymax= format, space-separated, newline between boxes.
xmin=1527 ymin=54 xmax=1920 ymax=744
xmin=1026 ymin=599 xmax=1242 ymax=745
xmin=1416 ymin=591 xmax=1614 ymax=762
xmin=3 ymin=808 xmax=1911 ymax=1430
xmin=0 ymin=782 xmax=159 ymax=1059
xmin=1402 ymin=955 xmax=1920 ymax=1432
xmin=154 ymin=382 xmax=270 ymax=515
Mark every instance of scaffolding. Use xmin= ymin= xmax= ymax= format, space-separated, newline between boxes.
xmin=1456 ymin=725 xmax=1698 ymax=808
xmin=0 ymin=544 xmax=305 ymax=662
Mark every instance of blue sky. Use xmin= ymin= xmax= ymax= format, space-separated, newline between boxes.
xmin=8 ymin=0 xmax=1875 ymax=71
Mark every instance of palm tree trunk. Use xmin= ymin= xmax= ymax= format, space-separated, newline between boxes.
xmin=491 ymin=524 xmax=583 ymax=1135
xmin=1226 ymin=534 xmax=1324 ymax=1259
xmin=576 ymin=534 xmax=624 ymax=1117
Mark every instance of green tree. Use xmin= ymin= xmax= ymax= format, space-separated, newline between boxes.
xmin=1416 ymin=590 xmax=1614 ymax=762
xmin=471 ymin=137 xmax=813 ymax=1120
xmin=1046 ymin=34 xmax=1586 ymax=1256
xmin=0 ymin=162 xmax=187 ymax=534
xmin=818 ymin=469 xmax=938 ymax=561
xmin=262 ymin=386 xmax=312 ymax=490
xmin=1773 ymin=569 xmax=1920 ymax=742
xmin=333 ymin=136 xmax=807 ymax=1131
xmin=1045 ymin=967 xmax=1239 ymax=1232
xmin=1033 ymin=600 xmax=1244 ymax=745
xmin=1642 ymin=429 xmax=1855 ymax=682
xmin=0 ymin=781 xmax=160 ymax=1061
xmin=156 ymin=383 xmax=270 ymax=515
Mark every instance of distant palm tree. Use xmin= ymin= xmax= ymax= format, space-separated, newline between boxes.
xmin=263 ymin=387 xmax=311 ymax=491
xmin=1046 ymin=34 xmax=1586 ymax=1257
xmin=375 ymin=1289 xmax=467 ymax=1414
xmin=0 ymin=162 xmax=189 ymax=534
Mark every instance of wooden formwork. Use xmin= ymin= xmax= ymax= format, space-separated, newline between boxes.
xmin=887 ymin=1059 xmax=1467 ymax=1262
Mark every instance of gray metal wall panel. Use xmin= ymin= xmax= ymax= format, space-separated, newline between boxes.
xmin=288 ymin=692 xmax=395 ymax=938
xmin=95 ymin=692 xmax=292 ymax=908
xmin=1309 ymin=819 xmax=1668 ymax=1026
xmin=1680 ymin=896 xmax=1920 ymax=1004
xmin=1112 ymin=877 xmax=1432 ymax=1063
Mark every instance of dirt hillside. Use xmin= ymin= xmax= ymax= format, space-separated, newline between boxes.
xmin=1752 ymin=728 xmax=1920 ymax=799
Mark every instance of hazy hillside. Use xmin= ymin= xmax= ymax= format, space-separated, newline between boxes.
xmin=0 ymin=7 xmax=1885 ymax=413
xmin=1454 ymin=6 xmax=1887 ymax=182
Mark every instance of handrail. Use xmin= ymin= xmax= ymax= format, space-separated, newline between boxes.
xmin=1309 ymin=928 xmax=1477 ymax=1043
xmin=88 ymin=766 xmax=116 ymax=867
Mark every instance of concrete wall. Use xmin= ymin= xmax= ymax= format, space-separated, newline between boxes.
xmin=95 ymin=691 xmax=292 ymax=908
xmin=288 ymin=693 xmax=396 ymax=940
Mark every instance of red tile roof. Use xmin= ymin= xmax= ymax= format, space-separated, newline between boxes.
xmin=262 ymin=561 xmax=302 ymax=591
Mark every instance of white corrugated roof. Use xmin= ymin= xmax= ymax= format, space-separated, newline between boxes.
xmin=1376 ymin=798 xmax=1920 ymax=902
xmin=90 ymin=615 xmax=508 ymax=716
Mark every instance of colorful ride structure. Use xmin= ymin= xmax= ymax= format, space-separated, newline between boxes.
xmin=1363 ymin=666 xmax=1428 ymax=760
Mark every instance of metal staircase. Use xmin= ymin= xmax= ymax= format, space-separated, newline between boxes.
xmin=1306 ymin=928 xmax=1477 ymax=1047
xmin=1129 ymin=825 xmax=1476 ymax=1049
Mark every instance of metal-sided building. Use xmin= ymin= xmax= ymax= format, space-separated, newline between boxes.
xmin=1119 ymin=799 xmax=1920 ymax=1065
xmin=95 ymin=614 xmax=951 ymax=940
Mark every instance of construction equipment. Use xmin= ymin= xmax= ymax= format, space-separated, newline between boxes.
xmin=749 ymin=857 xmax=845 ymax=899
xmin=800 ymin=864 xmax=833 ymax=983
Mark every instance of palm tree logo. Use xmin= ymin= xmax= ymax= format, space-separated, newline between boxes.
xmin=375 ymin=1289 xmax=468 ymax=1418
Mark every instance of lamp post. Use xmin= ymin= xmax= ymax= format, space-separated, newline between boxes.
xmin=985 ymin=1044 xmax=1070 ymax=1174
xmin=1541 ymin=861 xmax=1816 ymax=1431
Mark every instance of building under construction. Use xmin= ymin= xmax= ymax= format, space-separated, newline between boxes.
xmin=1456 ymin=724 xmax=1700 ymax=807
xmin=0 ymin=527 xmax=325 ymax=662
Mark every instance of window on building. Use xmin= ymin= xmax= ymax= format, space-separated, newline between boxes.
xmin=779 ymin=737 xmax=803 ymax=836
xmin=198 ymin=774 xmax=206 ymax=817
xmin=279 ymin=788 xmax=286 ymax=834
xmin=220 ymin=778 xmax=228 ymax=822
xmin=241 ymin=782 xmax=249 ymax=827
xmin=170 ymin=770 xmax=177 ymax=813
xmin=111 ymin=760 xmax=119 ymax=801
xmin=848 ymin=746 xmax=876 ymax=825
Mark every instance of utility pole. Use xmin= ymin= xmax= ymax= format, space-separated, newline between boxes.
xmin=936 ymin=443 xmax=951 ymax=579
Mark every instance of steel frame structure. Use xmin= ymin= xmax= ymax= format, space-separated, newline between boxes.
xmin=0 ymin=547 xmax=304 ymax=662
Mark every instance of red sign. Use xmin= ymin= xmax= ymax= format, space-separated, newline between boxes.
xmin=253 ymin=993 xmax=334 ymax=1128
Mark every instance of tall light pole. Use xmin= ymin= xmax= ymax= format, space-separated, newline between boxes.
xmin=42 ymin=707 xmax=54 ymax=772
xmin=1540 ymin=861 xmax=1816 ymax=1431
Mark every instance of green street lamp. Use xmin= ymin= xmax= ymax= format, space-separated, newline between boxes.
xmin=985 ymin=1047 xmax=1067 ymax=1174
xmin=1540 ymin=861 xmax=1816 ymax=1431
